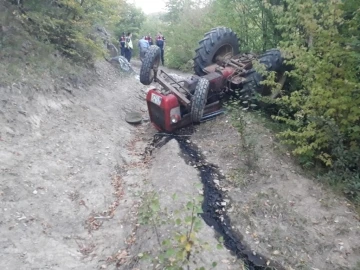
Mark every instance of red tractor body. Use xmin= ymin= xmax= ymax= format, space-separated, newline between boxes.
xmin=143 ymin=57 xmax=254 ymax=133
xmin=140 ymin=27 xmax=284 ymax=133
xmin=146 ymin=87 xmax=223 ymax=133
xmin=146 ymin=89 xmax=180 ymax=132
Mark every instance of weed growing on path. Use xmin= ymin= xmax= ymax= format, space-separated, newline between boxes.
xmin=137 ymin=190 xmax=220 ymax=269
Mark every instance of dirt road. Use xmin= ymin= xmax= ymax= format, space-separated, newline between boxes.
xmin=1 ymin=60 xmax=359 ymax=270
xmin=0 ymin=61 xmax=237 ymax=270
xmin=0 ymin=62 xmax=152 ymax=269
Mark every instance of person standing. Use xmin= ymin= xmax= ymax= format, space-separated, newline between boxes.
xmin=119 ymin=32 xmax=126 ymax=57
xmin=146 ymin=33 xmax=153 ymax=46
xmin=124 ymin=32 xmax=133 ymax=63
xmin=144 ymin=35 xmax=150 ymax=45
xmin=138 ymin=36 xmax=149 ymax=62
xmin=156 ymin=32 xmax=166 ymax=65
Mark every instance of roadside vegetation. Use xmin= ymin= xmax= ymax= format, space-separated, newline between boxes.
xmin=0 ymin=0 xmax=145 ymax=84
xmin=138 ymin=0 xmax=360 ymax=207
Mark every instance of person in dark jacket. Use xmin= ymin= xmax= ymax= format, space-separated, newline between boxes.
xmin=119 ymin=32 xmax=126 ymax=57
xmin=156 ymin=32 xmax=166 ymax=65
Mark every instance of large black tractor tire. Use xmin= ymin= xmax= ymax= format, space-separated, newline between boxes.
xmin=240 ymin=49 xmax=284 ymax=102
xmin=140 ymin=45 xmax=161 ymax=85
xmin=191 ymin=78 xmax=210 ymax=123
xmin=193 ymin=27 xmax=240 ymax=76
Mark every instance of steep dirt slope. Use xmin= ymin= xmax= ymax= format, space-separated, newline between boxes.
xmin=0 ymin=63 xmax=151 ymax=269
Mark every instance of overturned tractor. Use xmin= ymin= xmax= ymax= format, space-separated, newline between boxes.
xmin=140 ymin=27 xmax=285 ymax=133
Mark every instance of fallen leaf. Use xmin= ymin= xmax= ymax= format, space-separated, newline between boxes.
xmin=116 ymin=250 xmax=127 ymax=260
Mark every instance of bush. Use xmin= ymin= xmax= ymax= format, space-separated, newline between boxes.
xmin=3 ymin=0 xmax=129 ymax=66
xmin=266 ymin=0 xmax=360 ymax=203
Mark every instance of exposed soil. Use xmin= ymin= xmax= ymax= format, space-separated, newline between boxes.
xmin=176 ymin=137 xmax=283 ymax=270
xmin=0 ymin=62 xmax=152 ymax=269
xmin=1 ymin=57 xmax=359 ymax=270
xmin=192 ymin=113 xmax=360 ymax=270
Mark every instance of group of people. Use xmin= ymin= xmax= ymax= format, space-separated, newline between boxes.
xmin=119 ymin=32 xmax=166 ymax=65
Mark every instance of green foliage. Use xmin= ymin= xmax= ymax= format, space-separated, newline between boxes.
xmin=248 ymin=0 xmax=360 ymax=203
xmin=155 ymin=197 xmax=206 ymax=269
xmin=138 ymin=192 xmax=161 ymax=226
xmin=138 ymin=190 xmax=219 ymax=269
xmin=226 ymin=99 xmax=259 ymax=171
xmin=137 ymin=13 xmax=166 ymax=59
xmin=0 ymin=0 xmax=147 ymax=83
xmin=113 ymin=3 xmax=145 ymax=39
xmin=271 ymin=1 xmax=360 ymax=159
xmin=164 ymin=0 xmax=186 ymax=23
xmin=109 ymin=3 xmax=145 ymax=58
xmin=0 ymin=1 xmax=80 ymax=83
xmin=27 ymin=0 xmax=123 ymax=63
xmin=209 ymin=0 xmax=360 ymax=204
xmin=164 ymin=10 xmax=211 ymax=70
xmin=138 ymin=13 xmax=166 ymax=39
xmin=1 ymin=0 xmax=129 ymax=67
xmin=208 ymin=0 xmax=280 ymax=52
xmin=163 ymin=0 xmax=214 ymax=70
xmin=143 ymin=0 xmax=283 ymax=70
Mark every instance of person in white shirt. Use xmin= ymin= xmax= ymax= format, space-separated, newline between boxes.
xmin=124 ymin=32 xmax=133 ymax=63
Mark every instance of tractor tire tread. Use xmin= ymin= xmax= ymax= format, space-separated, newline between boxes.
xmin=241 ymin=48 xmax=284 ymax=100
xmin=193 ymin=26 xmax=240 ymax=76
xmin=140 ymin=45 xmax=161 ymax=85
xmin=191 ymin=78 xmax=210 ymax=123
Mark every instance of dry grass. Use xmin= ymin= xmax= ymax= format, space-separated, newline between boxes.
xmin=227 ymin=168 xmax=255 ymax=188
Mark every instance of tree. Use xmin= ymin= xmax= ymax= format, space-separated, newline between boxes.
xmin=114 ymin=3 xmax=145 ymax=39
xmin=207 ymin=0 xmax=280 ymax=52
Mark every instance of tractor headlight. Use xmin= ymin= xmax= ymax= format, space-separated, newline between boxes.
xmin=170 ymin=107 xmax=181 ymax=125
xmin=171 ymin=115 xmax=179 ymax=124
